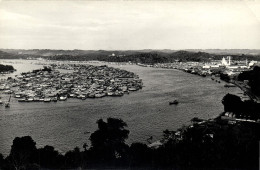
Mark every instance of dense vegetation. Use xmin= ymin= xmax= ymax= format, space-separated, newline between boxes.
xmin=48 ymin=51 xmax=260 ymax=64
xmin=0 ymin=64 xmax=15 ymax=72
xmin=0 ymin=50 xmax=38 ymax=59
xmin=0 ymin=107 xmax=259 ymax=170
xmin=222 ymin=93 xmax=260 ymax=119
xmin=238 ymin=66 xmax=260 ymax=95
xmin=220 ymin=72 xmax=231 ymax=82
xmin=1 ymin=49 xmax=260 ymax=63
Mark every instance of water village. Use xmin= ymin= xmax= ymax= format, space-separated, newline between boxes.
xmin=0 ymin=64 xmax=143 ymax=104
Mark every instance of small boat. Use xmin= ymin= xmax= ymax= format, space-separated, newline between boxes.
xmin=88 ymin=93 xmax=95 ymax=98
xmin=33 ymin=97 xmax=40 ymax=102
xmin=27 ymin=98 xmax=34 ymax=102
xmin=4 ymin=90 xmax=12 ymax=94
xmin=128 ymin=87 xmax=137 ymax=91
xmin=15 ymin=94 xmax=22 ymax=98
xmin=39 ymin=98 xmax=44 ymax=102
xmin=69 ymin=94 xmax=76 ymax=98
xmin=59 ymin=96 xmax=67 ymax=101
xmin=201 ymin=73 xmax=206 ymax=77
xmin=224 ymin=83 xmax=236 ymax=87
xmin=18 ymin=98 xmax=26 ymax=102
xmin=107 ymin=92 xmax=114 ymax=96
xmin=169 ymin=100 xmax=179 ymax=105
xmin=44 ymin=98 xmax=51 ymax=102
xmin=77 ymin=94 xmax=87 ymax=100
xmin=112 ymin=91 xmax=124 ymax=97
xmin=52 ymin=97 xmax=58 ymax=102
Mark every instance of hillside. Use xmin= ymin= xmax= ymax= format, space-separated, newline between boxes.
xmin=0 ymin=49 xmax=260 ymax=63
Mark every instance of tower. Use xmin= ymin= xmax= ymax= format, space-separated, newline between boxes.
xmin=221 ymin=57 xmax=228 ymax=66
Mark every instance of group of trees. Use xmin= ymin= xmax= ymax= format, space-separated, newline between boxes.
xmin=220 ymin=73 xmax=230 ymax=82
xmin=0 ymin=50 xmax=40 ymax=60
xmin=1 ymin=116 xmax=260 ymax=170
xmin=0 ymin=64 xmax=15 ymax=72
xmin=98 ymin=51 xmax=260 ymax=64
xmin=238 ymin=66 xmax=260 ymax=96
xmin=0 ymin=118 xmax=131 ymax=169
xmin=220 ymin=66 xmax=260 ymax=118
xmin=222 ymin=93 xmax=260 ymax=120
xmin=1 ymin=49 xmax=260 ymax=64
xmin=31 ymin=66 xmax=52 ymax=73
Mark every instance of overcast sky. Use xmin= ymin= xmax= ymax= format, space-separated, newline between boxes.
xmin=0 ymin=0 xmax=260 ymax=50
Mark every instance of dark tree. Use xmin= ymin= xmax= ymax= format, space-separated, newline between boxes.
xmin=6 ymin=136 xmax=37 ymax=170
xmin=0 ymin=153 xmax=4 ymax=169
xmin=129 ymin=143 xmax=152 ymax=167
xmin=249 ymin=66 xmax=260 ymax=95
xmin=0 ymin=64 xmax=15 ymax=72
xmin=222 ymin=93 xmax=243 ymax=114
xmin=89 ymin=118 xmax=130 ymax=165
xmin=220 ymin=73 xmax=230 ymax=82
xmin=64 ymin=147 xmax=82 ymax=168
xmin=238 ymin=66 xmax=260 ymax=96
xmin=38 ymin=145 xmax=64 ymax=169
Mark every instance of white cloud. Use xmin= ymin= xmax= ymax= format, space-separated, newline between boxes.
xmin=0 ymin=1 xmax=259 ymax=50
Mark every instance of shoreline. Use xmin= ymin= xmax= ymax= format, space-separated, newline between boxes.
xmin=0 ymin=59 xmax=247 ymax=156
xmin=232 ymin=80 xmax=260 ymax=103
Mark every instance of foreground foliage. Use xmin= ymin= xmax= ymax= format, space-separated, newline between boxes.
xmin=0 ymin=115 xmax=259 ymax=170
xmin=238 ymin=66 xmax=260 ymax=96
xmin=0 ymin=64 xmax=15 ymax=72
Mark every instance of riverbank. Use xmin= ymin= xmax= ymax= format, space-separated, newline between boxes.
xmin=0 ymin=59 xmax=244 ymax=157
xmin=232 ymin=81 xmax=259 ymax=102
xmin=137 ymin=62 xmax=258 ymax=102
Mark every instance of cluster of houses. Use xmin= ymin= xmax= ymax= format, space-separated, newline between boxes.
xmin=153 ymin=57 xmax=258 ymax=78
xmin=0 ymin=64 xmax=143 ymax=103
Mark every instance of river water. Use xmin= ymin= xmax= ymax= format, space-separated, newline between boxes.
xmin=0 ymin=60 xmax=242 ymax=156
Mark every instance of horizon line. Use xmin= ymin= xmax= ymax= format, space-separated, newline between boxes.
xmin=1 ymin=48 xmax=260 ymax=51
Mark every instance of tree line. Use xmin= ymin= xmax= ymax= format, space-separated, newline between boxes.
xmin=0 ymin=108 xmax=259 ymax=170
xmin=2 ymin=49 xmax=260 ymax=64
xmin=238 ymin=66 xmax=260 ymax=96
xmin=222 ymin=93 xmax=260 ymax=120
xmin=47 ymin=51 xmax=260 ymax=64
xmin=0 ymin=64 xmax=15 ymax=72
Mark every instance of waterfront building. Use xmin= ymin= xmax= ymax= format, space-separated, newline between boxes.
xmin=221 ymin=56 xmax=231 ymax=66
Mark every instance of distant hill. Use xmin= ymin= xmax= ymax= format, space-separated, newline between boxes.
xmin=0 ymin=49 xmax=177 ymax=57
xmin=0 ymin=49 xmax=259 ymax=63
xmin=0 ymin=50 xmax=19 ymax=59
xmin=185 ymin=49 xmax=260 ymax=55
xmin=1 ymin=49 xmax=260 ymax=56
xmin=0 ymin=50 xmax=38 ymax=59
xmin=1 ymin=49 xmax=95 ymax=57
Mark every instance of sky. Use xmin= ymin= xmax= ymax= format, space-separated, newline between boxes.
xmin=0 ymin=0 xmax=260 ymax=50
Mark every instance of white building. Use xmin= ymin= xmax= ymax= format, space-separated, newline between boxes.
xmin=221 ymin=56 xmax=231 ymax=66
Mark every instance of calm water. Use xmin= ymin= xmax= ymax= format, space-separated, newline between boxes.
xmin=0 ymin=60 xmax=242 ymax=156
